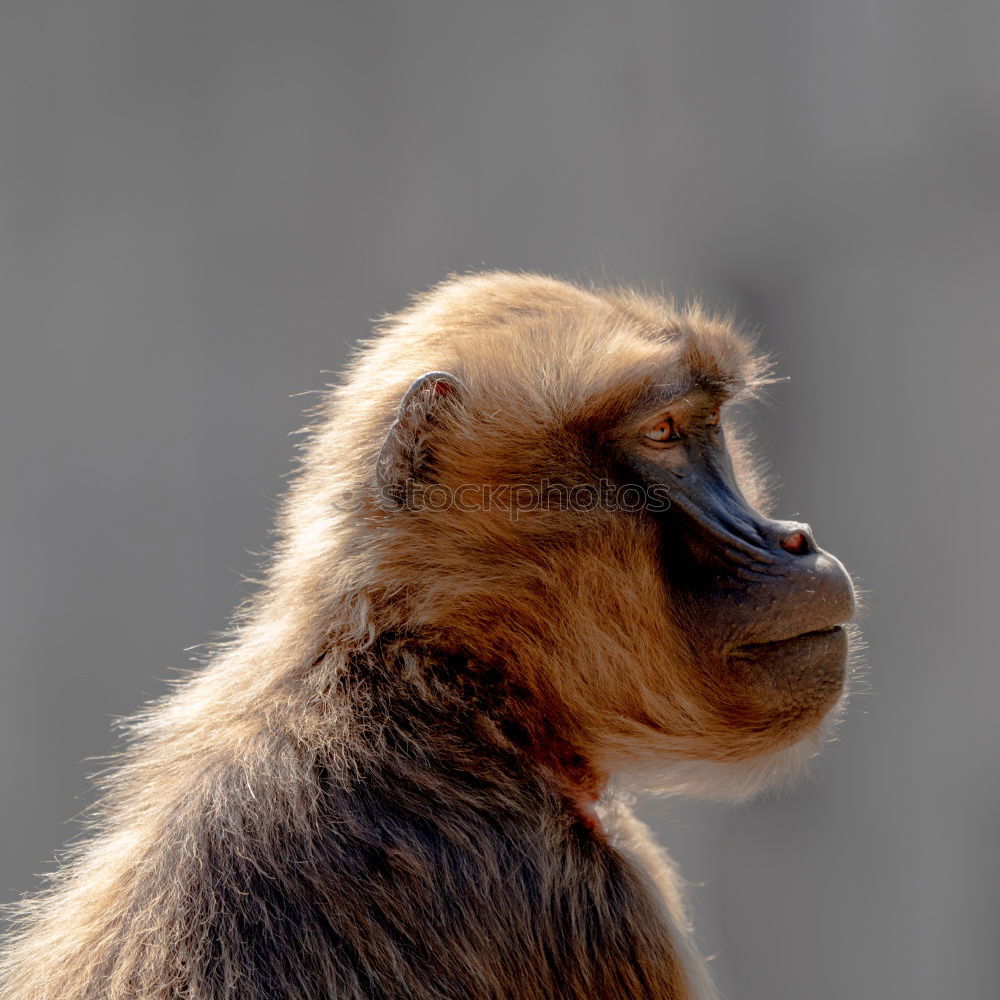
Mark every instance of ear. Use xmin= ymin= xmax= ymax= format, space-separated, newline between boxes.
xmin=375 ymin=371 xmax=466 ymax=509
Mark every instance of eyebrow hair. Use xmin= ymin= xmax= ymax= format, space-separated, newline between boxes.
xmin=628 ymin=375 xmax=737 ymax=416
xmin=562 ymin=356 xmax=752 ymax=443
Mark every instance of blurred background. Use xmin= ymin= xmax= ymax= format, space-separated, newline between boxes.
xmin=1 ymin=2 xmax=998 ymax=997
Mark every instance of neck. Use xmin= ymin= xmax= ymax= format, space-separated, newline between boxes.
xmin=355 ymin=636 xmax=606 ymax=829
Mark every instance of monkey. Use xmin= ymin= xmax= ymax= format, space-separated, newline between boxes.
xmin=0 ymin=272 xmax=856 ymax=1000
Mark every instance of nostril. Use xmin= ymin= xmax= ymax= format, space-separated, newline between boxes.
xmin=780 ymin=530 xmax=809 ymax=556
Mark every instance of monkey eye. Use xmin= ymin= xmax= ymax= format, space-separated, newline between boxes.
xmin=706 ymin=406 xmax=722 ymax=428
xmin=644 ymin=417 xmax=683 ymax=444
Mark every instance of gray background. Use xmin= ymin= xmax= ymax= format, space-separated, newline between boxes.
xmin=1 ymin=3 xmax=998 ymax=998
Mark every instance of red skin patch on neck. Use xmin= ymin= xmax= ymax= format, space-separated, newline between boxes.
xmin=498 ymin=688 xmax=607 ymax=835
xmin=573 ymin=791 xmax=605 ymax=835
xmin=544 ymin=743 xmax=607 ymax=836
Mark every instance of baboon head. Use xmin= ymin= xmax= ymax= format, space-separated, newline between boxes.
xmin=315 ymin=273 xmax=856 ymax=799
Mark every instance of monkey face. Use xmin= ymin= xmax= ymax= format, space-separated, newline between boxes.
xmin=367 ymin=275 xmax=857 ymax=783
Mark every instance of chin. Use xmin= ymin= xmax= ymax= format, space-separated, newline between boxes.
xmin=617 ymin=624 xmax=858 ymax=804
xmin=725 ymin=624 xmax=850 ymax=739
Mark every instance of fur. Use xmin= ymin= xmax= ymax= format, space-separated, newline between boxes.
xmin=0 ymin=273 xmax=852 ymax=999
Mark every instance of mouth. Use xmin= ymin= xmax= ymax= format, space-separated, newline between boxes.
xmin=734 ymin=624 xmax=844 ymax=657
